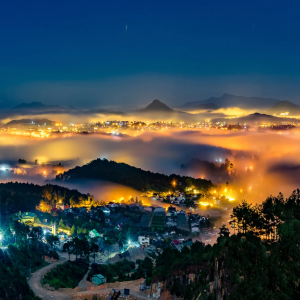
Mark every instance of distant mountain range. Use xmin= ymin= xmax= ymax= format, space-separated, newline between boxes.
xmin=180 ymin=103 xmax=220 ymax=111
xmin=8 ymin=97 xmax=300 ymax=122
xmin=13 ymin=102 xmax=67 ymax=111
xmin=177 ymin=93 xmax=281 ymax=110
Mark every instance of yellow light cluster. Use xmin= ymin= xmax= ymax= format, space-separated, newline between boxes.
xmin=199 ymin=201 xmax=212 ymax=207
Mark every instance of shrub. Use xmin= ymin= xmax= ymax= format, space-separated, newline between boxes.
xmin=42 ymin=261 xmax=88 ymax=289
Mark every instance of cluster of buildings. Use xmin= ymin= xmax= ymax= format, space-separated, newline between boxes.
xmin=55 ymin=200 xmax=210 ymax=235
xmin=0 ymin=119 xmax=214 ymax=138
xmin=20 ymin=195 xmax=215 ymax=257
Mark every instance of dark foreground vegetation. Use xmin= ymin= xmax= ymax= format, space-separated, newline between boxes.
xmin=0 ymin=221 xmax=52 ymax=299
xmin=0 ymin=247 xmax=42 ymax=300
xmin=42 ymin=260 xmax=88 ymax=289
xmin=152 ymin=190 xmax=300 ymax=300
xmin=1 ymin=180 xmax=300 ymax=299
xmin=56 ymin=158 xmax=214 ymax=192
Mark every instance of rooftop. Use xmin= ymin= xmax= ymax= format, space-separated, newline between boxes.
xmin=93 ymin=274 xmax=105 ymax=279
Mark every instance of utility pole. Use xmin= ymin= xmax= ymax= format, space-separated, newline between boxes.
xmin=29 ymin=255 xmax=32 ymax=276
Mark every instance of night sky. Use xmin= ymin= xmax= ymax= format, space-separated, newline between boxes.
xmin=1 ymin=0 xmax=300 ymax=108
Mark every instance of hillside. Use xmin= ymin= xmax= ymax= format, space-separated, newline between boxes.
xmin=211 ymin=112 xmax=299 ymax=125
xmin=4 ymin=118 xmax=54 ymax=127
xmin=56 ymin=158 xmax=214 ymax=192
xmin=0 ymin=182 xmax=94 ymax=215
xmin=181 ymin=158 xmax=231 ymax=184
xmin=152 ymin=192 xmax=300 ymax=299
xmin=266 ymin=100 xmax=300 ymax=116
xmin=178 ymin=93 xmax=280 ymax=110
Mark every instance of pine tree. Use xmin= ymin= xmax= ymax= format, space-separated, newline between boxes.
xmin=58 ymin=219 xmax=65 ymax=229
xmin=71 ymin=225 xmax=77 ymax=236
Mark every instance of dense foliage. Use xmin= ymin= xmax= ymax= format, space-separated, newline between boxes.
xmin=153 ymin=190 xmax=300 ymax=300
xmin=131 ymin=257 xmax=154 ymax=285
xmin=56 ymin=158 xmax=214 ymax=192
xmin=42 ymin=261 xmax=88 ymax=289
xmin=0 ymin=221 xmax=49 ymax=299
xmin=0 ymin=249 xmax=39 ymax=300
xmin=88 ymin=257 xmax=154 ymax=285
xmin=0 ymin=182 xmax=95 ymax=215
xmin=89 ymin=259 xmax=135 ymax=283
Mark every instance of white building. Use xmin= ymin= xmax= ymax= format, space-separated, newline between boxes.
xmin=138 ymin=236 xmax=150 ymax=246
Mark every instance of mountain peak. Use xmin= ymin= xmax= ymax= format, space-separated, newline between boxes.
xmin=140 ymin=100 xmax=173 ymax=112
xmin=266 ymin=100 xmax=300 ymax=115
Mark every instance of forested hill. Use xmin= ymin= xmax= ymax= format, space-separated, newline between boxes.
xmin=56 ymin=158 xmax=214 ymax=192
xmin=153 ymin=190 xmax=300 ymax=299
xmin=0 ymin=182 xmax=94 ymax=215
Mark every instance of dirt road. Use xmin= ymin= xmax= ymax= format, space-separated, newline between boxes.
xmin=28 ymin=259 xmax=75 ymax=300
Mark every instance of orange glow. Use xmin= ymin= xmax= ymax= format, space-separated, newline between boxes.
xmin=2 ymin=121 xmax=300 ymax=211
xmin=199 ymin=201 xmax=212 ymax=207
xmin=14 ymin=168 xmax=27 ymax=175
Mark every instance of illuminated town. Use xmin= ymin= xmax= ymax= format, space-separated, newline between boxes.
xmin=2 ymin=117 xmax=300 ymax=139
xmin=1 ymin=2 xmax=300 ymax=300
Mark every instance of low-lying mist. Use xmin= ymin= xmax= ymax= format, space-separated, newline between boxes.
xmin=1 ymin=127 xmax=300 ymax=208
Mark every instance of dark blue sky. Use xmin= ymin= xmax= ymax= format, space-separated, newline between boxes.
xmin=1 ymin=0 xmax=300 ymax=108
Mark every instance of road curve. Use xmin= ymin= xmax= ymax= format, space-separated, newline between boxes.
xmin=28 ymin=259 xmax=74 ymax=300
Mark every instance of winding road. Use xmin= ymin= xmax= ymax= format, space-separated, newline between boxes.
xmin=28 ymin=255 xmax=151 ymax=300
xmin=28 ymin=258 xmax=75 ymax=300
